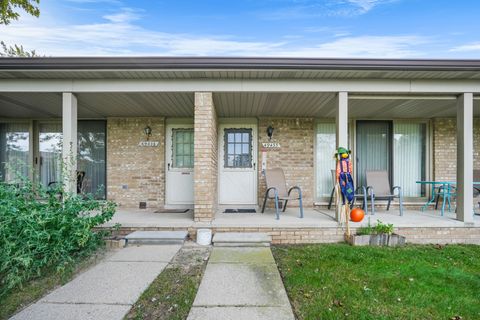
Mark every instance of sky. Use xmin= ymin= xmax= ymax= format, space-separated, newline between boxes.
xmin=1 ymin=0 xmax=480 ymax=58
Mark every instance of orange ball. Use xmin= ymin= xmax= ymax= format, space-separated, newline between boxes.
xmin=350 ymin=207 xmax=365 ymax=222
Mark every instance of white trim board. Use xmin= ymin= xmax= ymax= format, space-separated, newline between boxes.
xmin=1 ymin=79 xmax=480 ymax=93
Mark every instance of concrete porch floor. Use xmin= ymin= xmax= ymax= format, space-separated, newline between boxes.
xmin=103 ymin=207 xmax=480 ymax=229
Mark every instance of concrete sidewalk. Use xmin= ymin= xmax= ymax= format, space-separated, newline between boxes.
xmin=11 ymin=245 xmax=181 ymax=320
xmin=188 ymin=247 xmax=295 ymax=320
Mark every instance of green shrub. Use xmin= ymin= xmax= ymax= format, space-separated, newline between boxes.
xmin=374 ymin=220 xmax=394 ymax=235
xmin=356 ymin=219 xmax=394 ymax=235
xmin=0 ymin=177 xmax=115 ymax=297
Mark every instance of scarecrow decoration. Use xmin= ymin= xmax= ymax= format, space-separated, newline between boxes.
xmin=335 ymin=147 xmax=354 ymax=236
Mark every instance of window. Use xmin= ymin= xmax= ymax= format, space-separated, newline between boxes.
xmin=78 ymin=121 xmax=106 ymax=198
xmin=172 ymin=128 xmax=194 ymax=168
xmin=393 ymin=122 xmax=426 ymax=197
xmin=315 ymin=122 xmax=336 ymax=199
xmin=224 ymin=129 xmax=252 ymax=168
xmin=356 ymin=121 xmax=392 ymax=190
xmin=39 ymin=122 xmax=62 ymax=188
xmin=0 ymin=120 xmax=107 ymax=198
xmin=0 ymin=122 xmax=30 ymax=182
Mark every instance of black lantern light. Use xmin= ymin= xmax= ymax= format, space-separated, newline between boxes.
xmin=266 ymin=125 xmax=274 ymax=140
xmin=144 ymin=125 xmax=152 ymax=140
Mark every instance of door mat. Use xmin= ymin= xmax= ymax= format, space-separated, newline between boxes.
xmin=223 ymin=209 xmax=257 ymax=213
xmin=154 ymin=209 xmax=190 ymax=213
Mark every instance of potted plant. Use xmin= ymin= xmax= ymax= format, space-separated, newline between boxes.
xmin=347 ymin=219 xmax=406 ymax=247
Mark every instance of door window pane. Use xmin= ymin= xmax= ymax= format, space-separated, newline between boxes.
xmin=0 ymin=122 xmax=30 ymax=182
xmin=78 ymin=121 xmax=106 ymax=198
xmin=356 ymin=121 xmax=392 ymax=189
xmin=224 ymin=129 xmax=252 ymax=168
xmin=172 ymin=128 xmax=194 ymax=168
xmin=315 ymin=122 xmax=336 ymax=199
xmin=394 ymin=122 xmax=426 ymax=197
xmin=39 ymin=123 xmax=62 ymax=188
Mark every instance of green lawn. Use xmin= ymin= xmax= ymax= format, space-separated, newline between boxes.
xmin=272 ymin=244 xmax=480 ymax=320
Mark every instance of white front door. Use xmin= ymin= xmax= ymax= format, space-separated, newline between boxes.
xmin=165 ymin=124 xmax=194 ymax=206
xmin=218 ymin=123 xmax=257 ymax=205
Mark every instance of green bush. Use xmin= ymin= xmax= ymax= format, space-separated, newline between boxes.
xmin=0 ymin=177 xmax=115 ymax=297
xmin=356 ymin=219 xmax=394 ymax=235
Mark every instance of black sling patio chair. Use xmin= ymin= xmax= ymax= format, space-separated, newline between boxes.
xmin=47 ymin=170 xmax=86 ymax=196
xmin=261 ymin=168 xmax=304 ymax=220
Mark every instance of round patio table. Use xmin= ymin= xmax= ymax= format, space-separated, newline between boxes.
xmin=416 ymin=181 xmax=480 ymax=216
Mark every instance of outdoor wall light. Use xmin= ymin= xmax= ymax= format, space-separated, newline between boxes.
xmin=144 ymin=125 xmax=152 ymax=140
xmin=266 ymin=125 xmax=274 ymax=140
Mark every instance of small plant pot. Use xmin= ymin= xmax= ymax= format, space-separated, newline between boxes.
xmin=347 ymin=233 xmax=406 ymax=247
xmin=386 ymin=234 xmax=406 ymax=247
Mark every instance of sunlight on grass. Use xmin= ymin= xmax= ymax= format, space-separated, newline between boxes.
xmin=272 ymin=244 xmax=480 ymax=320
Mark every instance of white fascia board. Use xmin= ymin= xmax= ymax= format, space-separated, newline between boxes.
xmin=0 ymin=79 xmax=479 ymax=93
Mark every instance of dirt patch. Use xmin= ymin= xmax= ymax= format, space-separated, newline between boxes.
xmin=125 ymin=243 xmax=211 ymax=320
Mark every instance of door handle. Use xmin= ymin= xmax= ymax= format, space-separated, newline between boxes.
xmin=253 ymin=163 xmax=256 ymax=170
xmin=168 ymin=163 xmax=171 ymax=171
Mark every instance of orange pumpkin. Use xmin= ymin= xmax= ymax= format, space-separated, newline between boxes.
xmin=350 ymin=207 xmax=365 ymax=222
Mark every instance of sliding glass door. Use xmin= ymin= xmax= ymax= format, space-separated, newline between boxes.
xmin=356 ymin=121 xmax=392 ymax=190
xmin=356 ymin=120 xmax=426 ymax=198
xmin=393 ymin=122 xmax=426 ymax=197
xmin=0 ymin=120 xmax=106 ymax=198
xmin=78 ymin=121 xmax=106 ymax=197
xmin=315 ymin=122 xmax=336 ymax=200
xmin=0 ymin=122 xmax=31 ymax=182
xmin=38 ymin=122 xmax=62 ymax=187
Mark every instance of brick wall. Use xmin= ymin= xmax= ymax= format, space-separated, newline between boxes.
xmin=258 ymin=118 xmax=315 ymax=207
xmin=107 ymin=117 xmax=165 ymax=208
xmin=433 ymin=118 xmax=480 ymax=181
xmin=194 ymin=93 xmax=218 ymax=221
xmin=106 ymin=226 xmax=480 ymax=245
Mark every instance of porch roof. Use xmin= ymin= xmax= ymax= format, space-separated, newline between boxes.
xmin=0 ymin=57 xmax=479 ymax=119
xmin=1 ymin=91 xmax=479 ymax=119
xmin=1 ymin=57 xmax=480 ymax=80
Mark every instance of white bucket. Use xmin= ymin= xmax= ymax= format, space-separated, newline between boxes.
xmin=196 ymin=229 xmax=212 ymax=246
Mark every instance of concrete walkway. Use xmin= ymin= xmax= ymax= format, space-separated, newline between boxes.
xmin=11 ymin=245 xmax=181 ymax=320
xmin=188 ymin=247 xmax=295 ymax=320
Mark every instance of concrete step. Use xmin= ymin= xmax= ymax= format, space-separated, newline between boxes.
xmin=125 ymin=231 xmax=188 ymax=245
xmin=213 ymin=232 xmax=271 ymax=247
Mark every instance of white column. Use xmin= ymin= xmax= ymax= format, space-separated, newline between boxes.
xmin=456 ymin=93 xmax=474 ymax=224
xmin=335 ymin=92 xmax=349 ymax=222
xmin=62 ymin=92 xmax=78 ymax=194
xmin=336 ymin=92 xmax=348 ymax=148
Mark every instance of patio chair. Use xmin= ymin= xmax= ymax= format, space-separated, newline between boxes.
xmin=328 ymin=169 xmax=368 ymax=214
xmin=261 ymin=168 xmax=303 ymax=220
xmin=366 ymin=170 xmax=404 ymax=216
xmin=434 ymin=185 xmax=456 ymax=211
xmin=47 ymin=170 xmax=86 ymax=196
xmin=434 ymin=169 xmax=480 ymax=212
